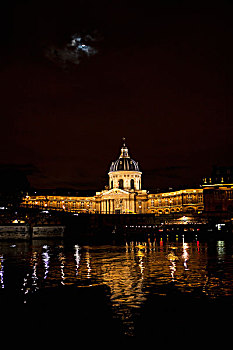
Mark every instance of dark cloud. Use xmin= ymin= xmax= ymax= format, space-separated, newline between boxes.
xmin=44 ymin=32 xmax=100 ymax=68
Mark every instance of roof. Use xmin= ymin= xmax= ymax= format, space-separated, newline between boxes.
xmin=109 ymin=142 xmax=140 ymax=172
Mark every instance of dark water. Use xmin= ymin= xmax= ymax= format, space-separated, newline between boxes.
xmin=1 ymin=234 xmax=233 ymax=342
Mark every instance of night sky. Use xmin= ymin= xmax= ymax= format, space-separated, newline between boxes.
xmin=1 ymin=1 xmax=233 ymax=193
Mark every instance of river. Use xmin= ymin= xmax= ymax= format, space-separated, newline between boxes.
xmin=0 ymin=233 xmax=233 ymax=343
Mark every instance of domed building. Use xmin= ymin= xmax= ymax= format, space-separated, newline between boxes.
xmin=95 ymin=141 xmax=148 ymax=214
xmin=22 ymin=140 xmax=204 ymax=216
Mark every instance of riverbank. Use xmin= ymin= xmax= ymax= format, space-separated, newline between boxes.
xmin=0 ymin=207 xmax=232 ymax=241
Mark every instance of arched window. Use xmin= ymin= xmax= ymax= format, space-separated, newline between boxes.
xmin=119 ymin=179 xmax=123 ymax=189
xmin=130 ymin=179 xmax=134 ymax=189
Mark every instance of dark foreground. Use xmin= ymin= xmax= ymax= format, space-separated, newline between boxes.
xmin=1 ymin=282 xmax=233 ymax=346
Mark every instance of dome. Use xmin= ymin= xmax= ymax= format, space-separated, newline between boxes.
xmin=109 ymin=142 xmax=140 ymax=172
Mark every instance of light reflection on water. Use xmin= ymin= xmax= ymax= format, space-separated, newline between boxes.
xmin=0 ymin=237 xmax=233 ymax=336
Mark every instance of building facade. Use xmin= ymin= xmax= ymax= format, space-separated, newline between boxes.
xmin=202 ymin=166 xmax=233 ymax=213
xmin=22 ymin=142 xmax=205 ymax=215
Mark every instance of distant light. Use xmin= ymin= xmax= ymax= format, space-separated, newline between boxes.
xmin=216 ymin=223 xmax=225 ymax=231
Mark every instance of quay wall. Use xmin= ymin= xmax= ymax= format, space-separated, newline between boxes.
xmin=0 ymin=225 xmax=30 ymax=240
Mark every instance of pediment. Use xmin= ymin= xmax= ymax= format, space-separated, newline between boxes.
xmin=98 ymin=188 xmax=130 ymax=198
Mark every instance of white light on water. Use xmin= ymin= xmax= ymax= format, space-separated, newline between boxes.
xmin=74 ymin=245 xmax=81 ymax=275
xmin=42 ymin=246 xmax=50 ymax=279
xmin=0 ymin=255 xmax=4 ymax=288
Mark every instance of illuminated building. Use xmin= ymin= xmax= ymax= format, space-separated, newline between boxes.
xmin=22 ymin=140 xmax=205 ymax=215
xmin=147 ymin=189 xmax=204 ymax=215
xmin=95 ymin=141 xmax=148 ymax=214
xmin=202 ymin=166 xmax=233 ymax=213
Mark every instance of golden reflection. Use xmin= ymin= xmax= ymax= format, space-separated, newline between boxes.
xmin=135 ymin=244 xmax=147 ymax=251
xmin=137 ymin=250 xmax=145 ymax=258
xmin=10 ymin=240 xmax=233 ymax=336
xmin=138 ymin=254 xmax=144 ymax=278
xmin=58 ymin=251 xmax=65 ymax=285
xmin=85 ymin=251 xmax=91 ymax=279
xmin=169 ymin=261 xmax=176 ymax=282
xmin=167 ymin=248 xmax=179 ymax=282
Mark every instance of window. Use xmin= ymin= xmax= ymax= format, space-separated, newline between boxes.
xmin=119 ymin=179 xmax=123 ymax=189
xmin=111 ymin=180 xmax=113 ymax=189
xmin=130 ymin=179 xmax=134 ymax=189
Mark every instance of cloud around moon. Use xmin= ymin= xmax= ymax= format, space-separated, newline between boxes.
xmin=45 ymin=32 xmax=100 ymax=67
